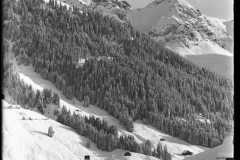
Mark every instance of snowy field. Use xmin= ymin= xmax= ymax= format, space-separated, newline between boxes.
xmin=184 ymin=136 xmax=233 ymax=160
xmin=5 ymin=40 xmax=209 ymax=160
xmin=170 ymin=41 xmax=233 ymax=57
xmin=3 ymin=100 xmax=159 ymax=160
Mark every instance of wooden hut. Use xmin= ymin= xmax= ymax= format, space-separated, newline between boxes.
xmin=124 ymin=151 xmax=131 ymax=156
xmin=182 ymin=150 xmax=193 ymax=156
xmin=84 ymin=155 xmax=90 ymax=160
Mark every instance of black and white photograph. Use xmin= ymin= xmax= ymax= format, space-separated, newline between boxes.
xmin=3 ymin=0 xmax=233 ymax=159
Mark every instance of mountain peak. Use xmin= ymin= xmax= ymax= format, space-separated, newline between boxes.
xmin=148 ymin=0 xmax=193 ymax=7
xmin=127 ymin=0 xmax=232 ymax=55
xmin=147 ymin=0 xmax=202 ymax=18
xmin=92 ymin=0 xmax=131 ymax=9
xmin=79 ymin=0 xmax=131 ymax=23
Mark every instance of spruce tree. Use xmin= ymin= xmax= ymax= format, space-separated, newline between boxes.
xmin=84 ymin=95 xmax=90 ymax=107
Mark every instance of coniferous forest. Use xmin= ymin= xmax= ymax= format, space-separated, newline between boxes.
xmin=3 ymin=0 xmax=233 ymax=153
xmin=4 ymin=62 xmax=172 ymax=160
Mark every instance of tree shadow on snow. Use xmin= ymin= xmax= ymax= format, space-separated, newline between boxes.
xmin=59 ymin=125 xmax=76 ymax=133
xmin=33 ymin=131 xmax=48 ymax=136
xmin=174 ymin=153 xmax=185 ymax=156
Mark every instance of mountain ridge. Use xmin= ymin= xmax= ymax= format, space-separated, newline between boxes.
xmin=127 ymin=0 xmax=233 ymax=54
xmin=126 ymin=0 xmax=233 ymax=79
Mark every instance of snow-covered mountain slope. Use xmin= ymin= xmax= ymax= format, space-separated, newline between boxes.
xmin=85 ymin=0 xmax=131 ymax=23
xmin=40 ymin=0 xmax=233 ymax=79
xmin=223 ymin=20 xmax=233 ymax=39
xmin=12 ymin=62 xmax=208 ymax=160
xmin=126 ymin=0 xmax=233 ymax=79
xmin=185 ymin=54 xmax=233 ymax=80
xmin=6 ymin=40 xmax=208 ymax=160
xmin=127 ymin=0 xmax=233 ymax=54
xmin=52 ymin=0 xmax=131 ymax=23
xmin=132 ymin=120 xmax=207 ymax=160
xmin=3 ymin=100 xmax=160 ymax=160
xmin=184 ymin=136 xmax=233 ymax=160
xmin=43 ymin=0 xmax=233 ymax=55
xmin=222 ymin=20 xmax=233 ymax=53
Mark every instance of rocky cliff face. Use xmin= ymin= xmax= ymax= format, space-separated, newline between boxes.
xmin=88 ymin=0 xmax=131 ymax=22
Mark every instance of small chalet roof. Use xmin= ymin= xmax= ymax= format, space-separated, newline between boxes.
xmin=124 ymin=151 xmax=131 ymax=156
xmin=84 ymin=155 xmax=90 ymax=160
xmin=182 ymin=150 xmax=191 ymax=153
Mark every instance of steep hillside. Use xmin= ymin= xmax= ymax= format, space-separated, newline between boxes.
xmin=83 ymin=0 xmax=131 ymax=23
xmin=4 ymin=0 xmax=233 ymax=152
xmin=127 ymin=0 xmax=233 ymax=54
xmin=223 ymin=20 xmax=233 ymax=38
xmin=184 ymin=136 xmax=233 ymax=160
xmin=5 ymin=38 xmax=208 ymax=160
xmin=35 ymin=0 xmax=233 ymax=80
xmin=48 ymin=0 xmax=131 ymax=23
xmin=185 ymin=54 xmax=233 ymax=80
xmin=3 ymin=100 xmax=160 ymax=160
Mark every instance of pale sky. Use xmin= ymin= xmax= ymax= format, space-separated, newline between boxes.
xmin=126 ymin=0 xmax=233 ymax=21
